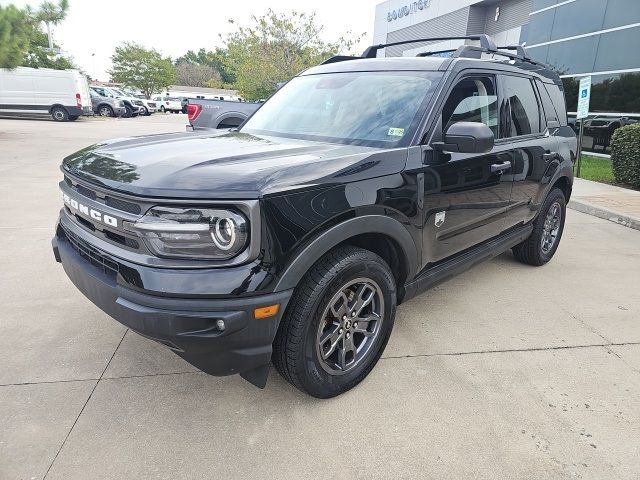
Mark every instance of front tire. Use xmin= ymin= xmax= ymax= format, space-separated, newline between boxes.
xmin=512 ymin=187 xmax=566 ymax=266
xmin=160 ymin=105 xmax=165 ymax=112
xmin=273 ymin=246 xmax=396 ymax=398
xmin=98 ymin=105 xmax=114 ymax=117
xmin=122 ymin=104 xmax=133 ymax=118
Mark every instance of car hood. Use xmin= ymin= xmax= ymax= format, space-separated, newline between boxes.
xmin=62 ymin=131 xmax=408 ymax=199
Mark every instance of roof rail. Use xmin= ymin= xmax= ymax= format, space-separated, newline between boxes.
xmin=321 ymin=55 xmax=361 ymax=65
xmin=496 ymin=45 xmax=530 ymax=60
xmin=361 ymin=35 xmax=497 ymax=58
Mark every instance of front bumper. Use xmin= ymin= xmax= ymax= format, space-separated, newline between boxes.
xmin=113 ymin=106 xmax=126 ymax=116
xmin=52 ymin=223 xmax=292 ymax=386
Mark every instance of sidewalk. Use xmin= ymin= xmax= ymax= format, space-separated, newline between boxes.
xmin=568 ymin=177 xmax=640 ymax=230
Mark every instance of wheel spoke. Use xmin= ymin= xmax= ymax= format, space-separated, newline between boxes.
xmin=338 ymin=334 xmax=356 ymax=370
xmin=319 ymin=323 xmax=343 ymax=359
xmin=330 ymin=291 xmax=349 ymax=319
xmin=350 ymin=283 xmax=375 ymax=317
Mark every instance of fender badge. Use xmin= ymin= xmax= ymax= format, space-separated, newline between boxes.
xmin=435 ymin=211 xmax=446 ymax=228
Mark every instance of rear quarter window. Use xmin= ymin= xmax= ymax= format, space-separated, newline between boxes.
xmin=543 ymin=83 xmax=569 ymax=126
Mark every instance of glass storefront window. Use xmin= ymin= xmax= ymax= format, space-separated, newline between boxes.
xmin=603 ymin=0 xmax=640 ymax=29
xmin=550 ymin=0 xmax=607 ymax=41
xmin=527 ymin=9 xmax=555 ymax=45
xmin=593 ymin=26 xmax=640 ymax=73
xmin=564 ymin=71 xmax=640 ymax=154
xmin=531 ymin=0 xmax=558 ymax=11
xmin=545 ymin=36 xmax=599 ymax=75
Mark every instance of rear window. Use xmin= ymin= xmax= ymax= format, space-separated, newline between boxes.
xmin=543 ymin=83 xmax=568 ymax=126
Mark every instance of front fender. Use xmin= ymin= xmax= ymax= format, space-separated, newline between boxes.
xmin=273 ymin=215 xmax=419 ymax=292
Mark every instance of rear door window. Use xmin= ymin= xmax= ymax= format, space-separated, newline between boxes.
xmin=502 ymin=75 xmax=541 ymax=137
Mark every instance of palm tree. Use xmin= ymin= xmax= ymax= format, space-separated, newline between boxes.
xmin=36 ymin=0 xmax=69 ymax=50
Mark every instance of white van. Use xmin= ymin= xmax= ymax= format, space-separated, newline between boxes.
xmin=0 ymin=67 xmax=93 ymax=121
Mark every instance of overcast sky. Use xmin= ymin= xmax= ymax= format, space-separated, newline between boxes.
xmin=3 ymin=0 xmax=379 ymax=80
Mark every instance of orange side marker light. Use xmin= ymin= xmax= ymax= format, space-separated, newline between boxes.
xmin=254 ymin=304 xmax=279 ymax=319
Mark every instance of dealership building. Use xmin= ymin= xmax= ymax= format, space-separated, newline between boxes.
xmin=373 ymin=0 xmax=640 ymax=153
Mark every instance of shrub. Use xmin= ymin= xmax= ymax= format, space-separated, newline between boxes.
xmin=610 ymin=124 xmax=640 ymax=189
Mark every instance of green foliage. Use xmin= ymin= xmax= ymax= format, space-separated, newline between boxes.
xmin=0 ymin=5 xmax=34 ymax=68
xmin=23 ymin=25 xmax=75 ymax=69
xmin=176 ymin=48 xmax=235 ymax=85
xmin=610 ymin=124 xmax=640 ymax=189
xmin=0 ymin=0 xmax=74 ymax=70
xmin=220 ymin=10 xmax=362 ymax=101
xmin=110 ymin=42 xmax=176 ymax=99
xmin=175 ymin=60 xmax=221 ymax=87
xmin=578 ymin=155 xmax=614 ymax=184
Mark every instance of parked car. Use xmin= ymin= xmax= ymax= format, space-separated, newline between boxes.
xmin=108 ymin=87 xmax=155 ymax=115
xmin=90 ymin=91 xmax=126 ymax=117
xmin=90 ymin=86 xmax=143 ymax=118
xmin=152 ymin=95 xmax=182 ymax=113
xmin=0 ymin=67 xmax=92 ymax=121
xmin=53 ymin=35 xmax=575 ymax=398
xmin=186 ymin=98 xmax=261 ymax=130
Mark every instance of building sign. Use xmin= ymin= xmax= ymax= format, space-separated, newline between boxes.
xmin=387 ymin=0 xmax=432 ymax=22
xmin=577 ymin=76 xmax=591 ymax=120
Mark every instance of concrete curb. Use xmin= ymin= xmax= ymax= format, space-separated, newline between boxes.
xmin=568 ymin=199 xmax=640 ymax=231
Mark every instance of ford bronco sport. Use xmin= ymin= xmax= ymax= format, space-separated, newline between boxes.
xmin=53 ymin=36 xmax=576 ymax=398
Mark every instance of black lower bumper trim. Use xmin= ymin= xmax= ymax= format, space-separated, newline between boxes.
xmin=53 ymin=234 xmax=293 ymax=384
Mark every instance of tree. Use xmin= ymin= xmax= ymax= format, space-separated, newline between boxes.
xmin=176 ymin=48 xmax=234 ymax=85
xmin=0 ymin=1 xmax=74 ymax=70
xmin=35 ymin=0 xmax=68 ymax=50
xmin=109 ymin=43 xmax=176 ymax=98
xmin=23 ymin=23 xmax=75 ymax=69
xmin=176 ymin=60 xmax=221 ymax=87
xmin=220 ymin=10 xmax=362 ymax=100
xmin=0 ymin=5 xmax=32 ymax=68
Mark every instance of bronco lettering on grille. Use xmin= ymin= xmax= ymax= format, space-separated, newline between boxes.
xmin=62 ymin=192 xmax=118 ymax=227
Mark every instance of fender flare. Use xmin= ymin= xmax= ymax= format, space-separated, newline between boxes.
xmin=273 ymin=215 xmax=419 ymax=292
xmin=215 ymin=111 xmax=249 ymax=128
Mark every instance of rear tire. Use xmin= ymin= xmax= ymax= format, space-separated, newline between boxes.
xmin=160 ymin=106 xmax=165 ymax=112
xmin=122 ymin=104 xmax=133 ymax=118
xmin=512 ymin=188 xmax=566 ymax=266
xmin=68 ymin=115 xmax=79 ymax=121
xmin=51 ymin=107 xmax=68 ymax=122
xmin=273 ymin=246 xmax=396 ymax=398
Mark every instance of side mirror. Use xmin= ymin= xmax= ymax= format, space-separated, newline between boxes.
xmin=433 ymin=122 xmax=495 ymax=154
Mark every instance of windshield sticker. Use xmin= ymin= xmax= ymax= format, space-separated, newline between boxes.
xmin=387 ymin=127 xmax=405 ymax=137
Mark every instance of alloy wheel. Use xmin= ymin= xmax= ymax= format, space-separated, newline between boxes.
xmin=541 ymin=201 xmax=562 ymax=254
xmin=315 ymin=278 xmax=384 ymax=375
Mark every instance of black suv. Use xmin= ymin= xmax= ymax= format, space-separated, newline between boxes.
xmin=53 ymin=36 xmax=576 ymax=398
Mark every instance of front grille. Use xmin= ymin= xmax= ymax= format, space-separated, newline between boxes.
xmin=65 ymin=176 xmax=142 ymax=214
xmin=59 ymin=224 xmax=118 ymax=277
xmin=105 ymin=196 xmax=141 ymax=214
xmin=76 ymin=184 xmax=97 ymax=200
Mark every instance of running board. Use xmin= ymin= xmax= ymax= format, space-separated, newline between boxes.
xmin=403 ymin=224 xmax=533 ymax=302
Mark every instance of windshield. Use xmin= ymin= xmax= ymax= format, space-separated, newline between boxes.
xmin=241 ymin=71 xmax=442 ymax=147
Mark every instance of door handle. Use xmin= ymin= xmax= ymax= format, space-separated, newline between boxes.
xmin=543 ymin=152 xmax=557 ymax=162
xmin=490 ymin=161 xmax=511 ymax=174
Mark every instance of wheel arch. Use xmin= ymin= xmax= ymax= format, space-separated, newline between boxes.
xmin=49 ymin=104 xmax=67 ymax=114
xmin=273 ymin=215 xmax=419 ymax=302
xmin=551 ymin=174 xmax=572 ymax=202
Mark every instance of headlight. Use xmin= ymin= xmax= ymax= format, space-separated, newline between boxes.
xmin=126 ymin=206 xmax=249 ymax=260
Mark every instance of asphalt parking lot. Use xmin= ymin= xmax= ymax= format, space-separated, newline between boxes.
xmin=1 ymin=114 xmax=639 ymax=480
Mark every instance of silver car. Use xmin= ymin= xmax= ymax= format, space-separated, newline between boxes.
xmin=90 ymin=91 xmax=126 ymax=117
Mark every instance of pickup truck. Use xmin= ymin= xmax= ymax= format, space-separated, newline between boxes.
xmin=186 ymin=98 xmax=261 ymax=131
